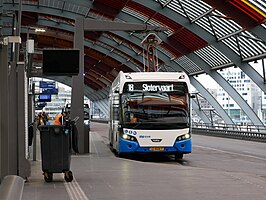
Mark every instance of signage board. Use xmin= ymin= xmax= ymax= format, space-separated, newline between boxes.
xmin=41 ymin=88 xmax=58 ymax=94
xmin=40 ymin=81 xmax=56 ymax=89
xmin=38 ymin=94 xmax=52 ymax=102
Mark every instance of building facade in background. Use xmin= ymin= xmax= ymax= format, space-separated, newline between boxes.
xmin=217 ymin=68 xmax=263 ymax=123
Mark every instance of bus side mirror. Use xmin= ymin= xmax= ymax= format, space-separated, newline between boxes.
xmin=190 ymin=94 xmax=196 ymax=98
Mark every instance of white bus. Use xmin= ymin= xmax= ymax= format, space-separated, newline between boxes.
xmin=109 ymin=71 xmax=192 ymax=160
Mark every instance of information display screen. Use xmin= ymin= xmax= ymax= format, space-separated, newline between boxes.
xmin=42 ymin=49 xmax=80 ymax=76
xmin=123 ymin=82 xmax=188 ymax=93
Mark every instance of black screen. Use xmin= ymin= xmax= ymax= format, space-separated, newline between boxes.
xmin=42 ymin=49 xmax=80 ymax=76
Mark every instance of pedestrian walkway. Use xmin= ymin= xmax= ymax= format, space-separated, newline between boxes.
xmin=22 ymin=122 xmax=266 ymax=200
xmin=22 ymin=122 xmax=112 ymax=200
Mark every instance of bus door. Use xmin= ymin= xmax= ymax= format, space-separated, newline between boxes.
xmin=110 ymin=93 xmax=120 ymax=146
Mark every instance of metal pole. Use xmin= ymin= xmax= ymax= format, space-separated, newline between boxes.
xmin=8 ymin=61 xmax=18 ymax=175
xmin=0 ymin=42 xmax=9 ymax=180
xmin=227 ymin=69 xmax=230 ymax=117
xmin=0 ymin=42 xmax=1 ymax=181
xmin=0 ymin=0 xmax=3 ymax=36
xmin=210 ymin=110 xmax=213 ymax=127
xmin=33 ymin=122 xmax=37 ymax=161
xmin=17 ymin=63 xmax=31 ymax=178
xmin=72 ymin=18 xmax=85 ymax=153
xmin=32 ymin=83 xmax=37 ymax=161
xmin=262 ymin=58 xmax=266 ymax=84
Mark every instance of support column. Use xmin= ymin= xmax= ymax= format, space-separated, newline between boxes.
xmin=0 ymin=42 xmax=9 ymax=180
xmin=8 ymin=61 xmax=18 ymax=175
xmin=0 ymin=0 xmax=3 ymax=32
xmin=72 ymin=18 xmax=86 ymax=153
xmin=17 ymin=63 xmax=31 ymax=178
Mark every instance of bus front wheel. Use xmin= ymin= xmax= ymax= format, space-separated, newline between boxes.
xmin=174 ymin=153 xmax=183 ymax=160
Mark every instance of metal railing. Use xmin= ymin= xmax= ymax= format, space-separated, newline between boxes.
xmin=91 ymin=119 xmax=266 ymax=142
xmin=192 ymin=123 xmax=266 ymax=142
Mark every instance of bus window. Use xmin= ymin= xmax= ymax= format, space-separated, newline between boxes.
xmin=121 ymin=91 xmax=189 ymax=129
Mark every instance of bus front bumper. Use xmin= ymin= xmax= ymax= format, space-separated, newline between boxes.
xmin=119 ymin=138 xmax=192 ymax=154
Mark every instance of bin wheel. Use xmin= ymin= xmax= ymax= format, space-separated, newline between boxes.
xmin=64 ymin=171 xmax=73 ymax=182
xmin=43 ymin=172 xmax=53 ymax=182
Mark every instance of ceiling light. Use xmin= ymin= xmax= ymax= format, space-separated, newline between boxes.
xmin=35 ymin=28 xmax=46 ymax=33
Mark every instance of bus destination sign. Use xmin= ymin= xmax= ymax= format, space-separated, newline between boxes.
xmin=124 ymin=82 xmax=183 ymax=92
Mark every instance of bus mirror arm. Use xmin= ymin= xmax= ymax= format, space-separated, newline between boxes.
xmin=190 ymin=92 xmax=198 ymax=99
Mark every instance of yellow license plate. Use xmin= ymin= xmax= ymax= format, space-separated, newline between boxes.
xmin=149 ymin=147 xmax=164 ymax=151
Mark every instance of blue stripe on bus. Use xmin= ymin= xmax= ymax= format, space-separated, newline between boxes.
xmin=119 ymin=138 xmax=192 ymax=153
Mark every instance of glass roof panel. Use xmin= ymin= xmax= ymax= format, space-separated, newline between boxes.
xmin=194 ymin=17 xmax=213 ymax=35
xmin=154 ymin=0 xmax=266 ymax=63
xmin=208 ymin=12 xmax=242 ymax=39
xmin=221 ymin=37 xmax=240 ymax=56
xmin=175 ymin=56 xmax=202 ymax=74
xmin=180 ymin=0 xmax=211 ymax=20
xmin=122 ymin=7 xmax=149 ymax=22
xmin=195 ymin=45 xmax=232 ymax=68
xmin=162 ymin=1 xmax=187 ymax=18
xmin=238 ymin=34 xmax=266 ymax=59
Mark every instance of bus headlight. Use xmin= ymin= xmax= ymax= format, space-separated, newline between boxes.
xmin=122 ymin=134 xmax=128 ymax=139
xmin=84 ymin=120 xmax=90 ymax=125
xmin=184 ymin=133 xmax=190 ymax=139
xmin=176 ymin=133 xmax=191 ymax=141
xmin=122 ymin=134 xmax=137 ymax=142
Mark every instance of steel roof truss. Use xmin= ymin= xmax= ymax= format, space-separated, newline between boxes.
xmin=190 ymin=8 xmax=215 ymax=24
xmin=177 ymin=0 xmax=191 ymax=23
xmin=263 ymin=58 xmax=266 ymax=84
xmin=206 ymin=15 xmax=218 ymax=40
xmin=234 ymin=34 xmax=244 ymax=60
xmin=158 ymin=0 xmax=174 ymax=8
xmin=217 ymin=28 xmax=244 ymax=42
xmin=87 ymin=40 xmax=142 ymax=72
xmin=94 ymin=99 xmax=109 ymax=117
xmin=190 ymin=77 xmax=233 ymax=124
xmin=239 ymin=33 xmax=265 ymax=44
xmin=192 ymin=100 xmax=211 ymax=124
xmin=96 ymin=34 xmax=145 ymax=67
xmin=61 ymin=1 xmax=66 ymax=13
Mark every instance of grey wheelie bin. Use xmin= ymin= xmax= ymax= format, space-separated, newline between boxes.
xmin=39 ymin=121 xmax=78 ymax=182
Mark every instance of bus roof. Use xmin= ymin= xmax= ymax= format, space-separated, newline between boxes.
xmin=122 ymin=71 xmax=188 ymax=81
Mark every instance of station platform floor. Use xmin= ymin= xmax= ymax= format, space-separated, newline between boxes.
xmin=21 ymin=122 xmax=266 ymax=200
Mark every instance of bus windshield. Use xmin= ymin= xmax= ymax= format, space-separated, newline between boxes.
xmin=121 ymin=82 xmax=189 ymax=130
